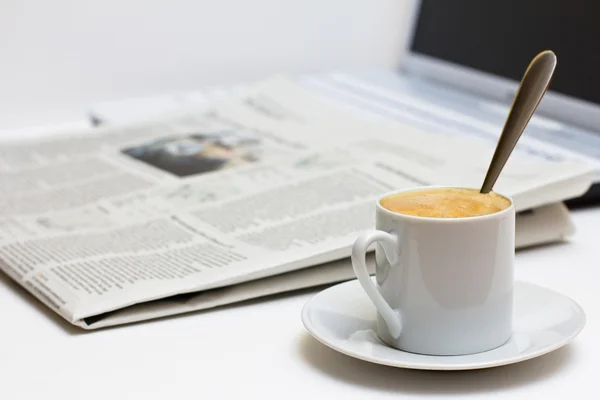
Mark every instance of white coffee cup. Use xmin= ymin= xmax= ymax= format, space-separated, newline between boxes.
xmin=351 ymin=186 xmax=515 ymax=356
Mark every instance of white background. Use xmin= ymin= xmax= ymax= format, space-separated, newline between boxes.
xmin=0 ymin=0 xmax=413 ymax=130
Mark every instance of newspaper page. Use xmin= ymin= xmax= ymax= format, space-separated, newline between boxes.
xmin=72 ymin=198 xmax=572 ymax=330
xmin=0 ymin=77 xmax=594 ymax=329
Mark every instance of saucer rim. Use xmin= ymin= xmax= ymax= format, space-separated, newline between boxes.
xmin=301 ymin=279 xmax=586 ymax=371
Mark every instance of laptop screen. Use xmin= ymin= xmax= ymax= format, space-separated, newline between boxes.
xmin=410 ymin=0 xmax=600 ymax=107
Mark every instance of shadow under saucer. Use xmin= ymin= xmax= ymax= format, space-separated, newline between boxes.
xmin=297 ymin=332 xmax=577 ymax=395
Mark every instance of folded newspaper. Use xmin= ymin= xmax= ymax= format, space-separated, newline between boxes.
xmin=0 ymin=76 xmax=595 ymax=329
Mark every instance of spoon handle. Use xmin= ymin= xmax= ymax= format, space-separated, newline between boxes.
xmin=480 ymin=50 xmax=557 ymax=194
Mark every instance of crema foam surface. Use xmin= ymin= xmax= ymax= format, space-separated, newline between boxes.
xmin=380 ymin=188 xmax=511 ymax=218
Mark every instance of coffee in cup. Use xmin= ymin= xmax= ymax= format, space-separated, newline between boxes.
xmin=379 ymin=187 xmax=511 ymax=218
xmin=351 ymin=186 xmax=515 ymax=356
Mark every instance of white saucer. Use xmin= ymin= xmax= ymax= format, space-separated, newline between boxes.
xmin=301 ymin=279 xmax=585 ymax=371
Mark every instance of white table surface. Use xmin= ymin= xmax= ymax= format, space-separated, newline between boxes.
xmin=1 ymin=208 xmax=598 ymax=400
xmin=1 ymin=124 xmax=599 ymax=400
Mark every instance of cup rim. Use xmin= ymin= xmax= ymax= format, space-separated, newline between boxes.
xmin=376 ymin=186 xmax=515 ymax=223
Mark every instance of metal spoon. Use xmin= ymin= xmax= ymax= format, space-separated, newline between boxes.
xmin=480 ymin=50 xmax=557 ymax=194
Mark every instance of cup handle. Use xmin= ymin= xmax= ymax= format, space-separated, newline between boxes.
xmin=351 ymin=230 xmax=402 ymax=339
